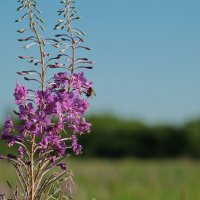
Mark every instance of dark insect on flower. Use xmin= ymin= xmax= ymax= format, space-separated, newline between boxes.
xmin=86 ymin=87 xmax=96 ymax=97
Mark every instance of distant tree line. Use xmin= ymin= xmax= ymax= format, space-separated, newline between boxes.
xmin=1 ymin=115 xmax=200 ymax=158
xmin=79 ymin=115 xmax=200 ymax=158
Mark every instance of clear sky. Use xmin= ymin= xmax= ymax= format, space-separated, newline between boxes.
xmin=1 ymin=0 xmax=200 ymax=124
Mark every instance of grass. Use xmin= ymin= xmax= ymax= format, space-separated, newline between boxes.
xmin=1 ymin=159 xmax=200 ymax=200
xmin=70 ymin=159 xmax=200 ymax=200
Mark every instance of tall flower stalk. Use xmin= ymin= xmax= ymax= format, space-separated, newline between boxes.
xmin=0 ymin=0 xmax=94 ymax=199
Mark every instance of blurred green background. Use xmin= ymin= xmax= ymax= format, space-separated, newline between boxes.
xmin=2 ymin=115 xmax=200 ymax=200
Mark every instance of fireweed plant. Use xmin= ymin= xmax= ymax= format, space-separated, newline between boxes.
xmin=0 ymin=0 xmax=94 ymax=199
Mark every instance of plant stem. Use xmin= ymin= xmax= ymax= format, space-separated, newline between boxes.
xmin=27 ymin=0 xmax=45 ymax=92
xmin=26 ymin=1 xmax=46 ymax=199
xmin=66 ymin=0 xmax=76 ymax=92
xmin=30 ymin=135 xmax=35 ymax=200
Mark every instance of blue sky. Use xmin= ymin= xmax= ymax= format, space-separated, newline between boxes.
xmin=1 ymin=0 xmax=200 ymax=124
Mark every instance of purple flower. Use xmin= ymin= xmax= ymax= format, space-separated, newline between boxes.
xmin=33 ymin=111 xmax=51 ymax=133
xmin=56 ymin=91 xmax=74 ymax=112
xmin=35 ymin=89 xmax=54 ymax=109
xmin=54 ymin=119 xmax=64 ymax=133
xmin=55 ymin=102 xmax=62 ymax=116
xmin=71 ymin=96 xmax=89 ymax=116
xmin=71 ymin=135 xmax=82 ymax=155
xmin=2 ymin=134 xmax=10 ymax=141
xmin=8 ymin=137 xmax=17 ymax=147
xmin=55 ymin=143 xmax=66 ymax=156
xmin=2 ymin=116 xmax=14 ymax=140
xmin=57 ymin=162 xmax=67 ymax=170
xmin=14 ymin=81 xmax=28 ymax=105
xmin=52 ymin=136 xmax=66 ymax=156
xmin=71 ymin=72 xmax=87 ymax=92
xmin=78 ymin=118 xmax=91 ymax=133
xmin=19 ymin=103 xmax=35 ymax=120
xmin=39 ymin=136 xmax=51 ymax=149
xmin=3 ymin=116 xmax=14 ymax=132
xmin=18 ymin=146 xmax=25 ymax=156
xmin=25 ymin=120 xmax=40 ymax=135
xmin=54 ymin=72 xmax=69 ymax=87
xmin=50 ymin=156 xmax=56 ymax=163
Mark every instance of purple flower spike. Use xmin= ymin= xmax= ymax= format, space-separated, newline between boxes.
xmin=2 ymin=0 xmax=95 ymax=198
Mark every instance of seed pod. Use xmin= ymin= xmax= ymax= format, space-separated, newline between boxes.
xmin=17 ymin=28 xmax=27 ymax=33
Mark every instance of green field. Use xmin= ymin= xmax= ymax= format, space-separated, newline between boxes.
xmin=1 ymin=159 xmax=200 ymax=200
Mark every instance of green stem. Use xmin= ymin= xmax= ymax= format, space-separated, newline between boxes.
xmin=26 ymin=1 xmax=46 ymax=199
xmin=66 ymin=0 xmax=76 ymax=92
xmin=30 ymin=135 xmax=35 ymax=200
xmin=27 ymin=0 xmax=45 ymax=92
